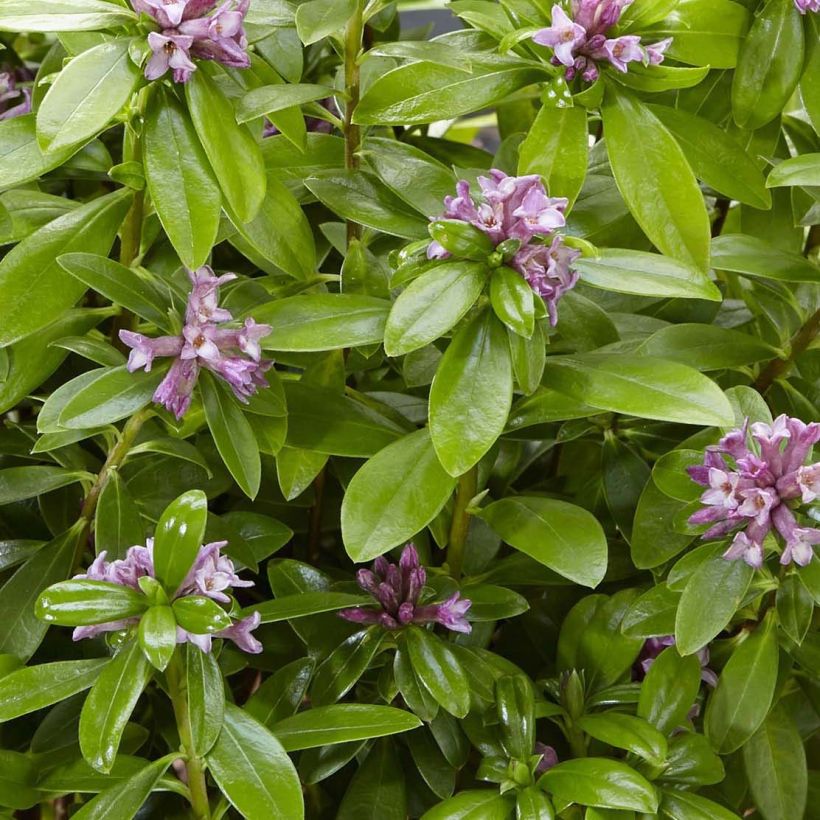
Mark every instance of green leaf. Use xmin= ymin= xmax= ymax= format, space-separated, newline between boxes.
xmin=732 ymin=0 xmax=804 ymax=130
xmin=516 ymin=788 xmax=555 ymax=820
xmin=518 ymin=103 xmax=587 ymax=208
xmin=137 ymin=606 xmax=176 ymax=672
xmin=540 ymin=758 xmax=658 ymax=813
xmin=338 ymin=740 xmax=407 ymax=820
xmin=0 ymin=189 xmax=132 ymax=347
xmin=59 ymin=365 xmax=164 ymax=429
xmin=95 ymin=472 xmax=144 ymax=560
xmin=305 ymin=171 xmax=429 ymax=239
xmin=712 ymin=234 xmax=820 ymax=283
xmin=355 ymin=59 xmax=546 ymax=126
xmin=675 ymin=554 xmax=754 ymax=655
xmin=201 ymin=372 xmax=261 ymax=499
xmin=57 ymin=253 xmax=172 ymax=331
xmin=0 ymin=750 xmax=37 ymax=809
xmin=704 ymin=613 xmax=778 ymax=754
xmin=767 ymin=153 xmax=820 ymax=188
xmin=80 ymin=641 xmax=152 ymax=773
xmin=0 ymin=466 xmax=90 ymax=505
xmin=490 ymin=267 xmax=534 ymax=338
xmin=542 ymin=354 xmax=734 ymax=427
xmin=207 ymin=703 xmax=304 ymax=819
xmin=660 ymin=789 xmax=741 ymax=820
xmin=36 ymin=39 xmax=140 ymax=153
xmin=638 ymin=646 xmax=702 ymax=736
xmin=71 ymin=754 xmax=175 ymax=820
xmin=602 ymin=436 xmax=650 ymax=541
xmin=631 ymin=479 xmax=693 ymax=568
xmin=622 ymin=584 xmax=680 ymax=638
xmin=430 ymin=310 xmax=513 ymax=476
xmin=143 ymin=89 xmax=221 ymax=270
xmin=227 ymin=170 xmax=316 ymax=281
xmin=238 ymin=83 xmax=338 ymax=122
xmin=245 ymin=656 xmax=313 ymax=727
xmin=404 ymin=626 xmax=470 ymax=718
xmin=460 ymin=584 xmax=529 ymax=622
xmin=172 ymin=595 xmax=232 ymax=635
xmin=153 ymin=490 xmax=208 ymax=594
xmin=186 ymin=643 xmax=225 ymax=756
xmin=574 ymin=249 xmax=720 ymax=301
xmin=648 ymin=104 xmax=771 ymax=208
xmin=509 ymin=323 xmax=547 ymax=396
xmin=496 ymin=674 xmax=535 ymax=760
xmin=0 ymin=114 xmax=79 ymax=190
xmin=250 ymin=591 xmax=371 ymax=623
xmin=421 ymin=790 xmax=512 ymax=820
xmin=602 ymin=86 xmax=710 ymax=273
xmin=644 ymin=0 xmax=750 ymax=68
xmin=36 ymin=579 xmax=148 ymax=626
xmin=186 ymin=67 xmax=266 ymax=223
xmin=662 ymin=732 xmax=725 ymax=787
xmin=385 ymin=261 xmax=487 ymax=356
xmin=639 ymin=324 xmax=777 ymax=371
xmin=311 ymin=627 xmax=385 ymax=705
xmin=283 ymin=382 xmax=404 ymax=457
xmin=295 ymin=0 xmax=355 ymax=44
xmin=578 ymin=713 xmax=667 ymax=766
xmin=0 ymin=0 xmax=135 ymax=31
xmin=0 ymin=659 xmax=107 ymax=722
xmin=257 ymin=294 xmax=389 ymax=351
xmin=480 ymin=496 xmax=607 ymax=588
xmin=776 ymin=573 xmax=813 ymax=644
xmin=742 ymin=704 xmax=807 ymax=820
xmin=342 ymin=429 xmax=457 ymax=562
xmin=0 ymin=527 xmax=79 ymax=661
xmin=271 ymin=704 xmax=421 ymax=751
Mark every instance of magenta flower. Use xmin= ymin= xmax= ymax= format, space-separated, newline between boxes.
xmin=120 ymin=266 xmax=272 ymax=419
xmin=688 ymin=415 xmax=820 ymax=568
xmin=534 ymin=743 xmax=559 ymax=775
xmin=72 ymin=539 xmax=261 ymax=653
xmin=634 ymin=635 xmax=717 ymax=686
xmin=795 ymin=0 xmax=820 ymax=12
xmin=133 ymin=0 xmax=250 ymax=82
xmin=338 ymin=544 xmax=472 ymax=634
xmin=428 ymin=171 xmax=578 ymax=323
xmin=533 ymin=0 xmax=670 ymax=82
xmin=0 ymin=69 xmax=32 ymax=121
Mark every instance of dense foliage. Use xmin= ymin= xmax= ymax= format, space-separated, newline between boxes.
xmin=0 ymin=0 xmax=819 ymax=817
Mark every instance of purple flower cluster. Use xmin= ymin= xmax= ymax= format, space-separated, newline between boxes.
xmin=133 ymin=0 xmax=250 ymax=83
xmin=339 ymin=544 xmax=472 ymax=634
xmin=634 ymin=635 xmax=717 ymax=686
xmin=0 ymin=69 xmax=32 ymax=121
xmin=795 ymin=0 xmax=820 ymax=12
xmin=533 ymin=1 xmax=671 ymax=83
xmin=74 ymin=540 xmax=262 ymax=653
xmin=688 ymin=415 xmax=820 ymax=568
xmin=120 ymin=266 xmax=272 ymax=419
xmin=428 ymin=171 xmax=580 ymax=324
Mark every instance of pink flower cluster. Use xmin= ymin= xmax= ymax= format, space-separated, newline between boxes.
xmin=795 ymin=0 xmax=820 ymax=13
xmin=533 ymin=0 xmax=671 ymax=83
xmin=634 ymin=635 xmax=717 ymax=686
xmin=428 ymin=171 xmax=580 ymax=324
xmin=133 ymin=0 xmax=250 ymax=83
xmin=339 ymin=544 xmax=472 ymax=634
xmin=0 ymin=69 xmax=31 ymax=121
xmin=688 ymin=415 xmax=820 ymax=568
xmin=120 ymin=266 xmax=272 ymax=419
xmin=74 ymin=540 xmax=262 ymax=653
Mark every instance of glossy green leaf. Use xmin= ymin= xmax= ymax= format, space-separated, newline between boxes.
xmin=496 ymin=674 xmax=535 ymax=760
xmin=186 ymin=643 xmax=225 ymax=756
xmin=152 ymin=490 xmax=208 ymax=594
xmin=490 ymin=266 xmax=535 ymax=338
xmin=36 ymin=579 xmax=148 ymax=626
xmin=0 ymin=0 xmax=135 ymax=31
xmin=578 ymin=713 xmax=667 ymax=765
xmin=250 ymin=591 xmax=371 ymax=623
xmin=172 ymin=595 xmax=232 ymax=635
xmin=245 ymin=657 xmax=314 ymax=727
xmin=776 ymin=573 xmax=813 ymax=644
xmin=385 ymin=261 xmax=487 ymax=356
xmin=430 ymin=310 xmax=513 ymax=476
xmin=338 ymin=740 xmax=407 ymax=820
xmin=37 ymin=39 xmax=140 ymax=153
xmin=675 ymin=554 xmax=754 ymax=655
xmin=711 ymin=234 xmax=820 ymax=282
xmin=480 ymin=496 xmax=607 ymax=588
xmin=421 ymin=790 xmax=512 ymax=820
xmin=295 ymin=0 xmax=355 ymax=44
xmin=732 ymin=0 xmax=803 ymax=130
xmin=0 ymin=466 xmax=90 ymax=505
xmin=186 ymin=68 xmax=266 ymax=223
xmin=0 ymin=189 xmax=131 ymax=347
xmin=602 ymin=86 xmax=710 ymax=273
xmin=95 ymin=472 xmax=144 ymax=560
xmin=767 ymin=153 xmax=820 ymax=188
xmin=79 ymin=641 xmax=152 ymax=773
xmin=137 ymin=606 xmax=176 ymax=672
xmin=207 ymin=703 xmax=304 ymax=820
xmin=201 ymin=372 xmax=261 ymax=498
xmin=638 ymin=645 xmax=702 ymax=735
xmin=143 ymin=89 xmax=221 ymax=270
xmin=404 ymin=626 xmax=470 ymax=718
xmin=0 ymin=658 xmax=107 ymax=722
xmin=238 ymin=83 xmax=338 ymax=122
xmin=660 ymin=789 xmax=741 ymax=820
xmin=342 ymin=429 xmax=457 ymax=562
xmin=704 ymin=613 xmax=778 ymax=753
xmin=310 ymin=627 xmax=385 ymax=705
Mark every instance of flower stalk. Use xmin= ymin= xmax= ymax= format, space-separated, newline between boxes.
xmin=447 ymin=466 xmax=478 ymax=580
